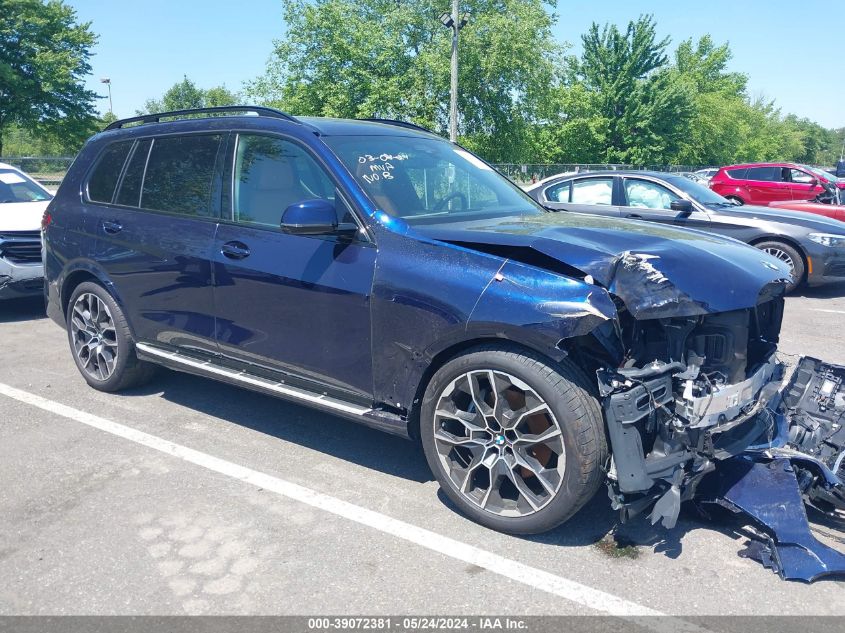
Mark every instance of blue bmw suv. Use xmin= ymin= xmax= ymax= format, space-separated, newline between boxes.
xmin=43 ymin=107 xmax=845 ymax=540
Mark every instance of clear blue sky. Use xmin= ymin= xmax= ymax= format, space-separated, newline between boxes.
xmin=69 ymin=0 xmax=844 ymax=128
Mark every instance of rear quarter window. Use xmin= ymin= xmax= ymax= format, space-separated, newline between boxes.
xmin=87 ymin=141 xmax=133 ymax=203
xmin=725 ymin=168 xmax=748 ymax=179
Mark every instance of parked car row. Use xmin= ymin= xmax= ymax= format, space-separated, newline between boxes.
xmin=525 ymin=169 xmax=845 ymax=292
xmin=2 ymin=108 xmax=844 ymax=580
xmin=22 ymin=106 xmax=843 ymax=573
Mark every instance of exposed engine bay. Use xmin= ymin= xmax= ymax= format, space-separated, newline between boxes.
xmin=593 ymin=296 xmax=845 ymax=581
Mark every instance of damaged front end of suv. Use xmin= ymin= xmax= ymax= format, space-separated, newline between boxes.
xmin=582 ymin=253 xmax=845 ymax=582
xmin=423 ymin=212 xmax=845 ymax=582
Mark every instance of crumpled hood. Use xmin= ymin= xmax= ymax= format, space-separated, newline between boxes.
xmin=413 ymin=212 xmax=791 ymax=319
xmin=0 ymin=200 xmax=49 ymax=232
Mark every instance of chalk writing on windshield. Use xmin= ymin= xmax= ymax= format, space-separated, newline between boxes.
xmin=358 ymin=153 xmax=408 ymax=184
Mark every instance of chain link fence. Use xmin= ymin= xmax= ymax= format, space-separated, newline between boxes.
xmin=1 ymin=156 xmax=712 ymax=188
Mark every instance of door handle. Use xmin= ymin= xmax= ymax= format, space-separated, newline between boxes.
xmin=625 ymin=214 xmax=643 ymax=219
xmin=102 ymin=220 xmax=123 ymax=234
xmin=221 ymin=241 xmax=251 ymax=260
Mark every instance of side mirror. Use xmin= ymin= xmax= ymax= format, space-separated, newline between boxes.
xmin=281 ymin=199 xmax=339 ymax=235
xmin=809 ymin=177 xmax=819 ymax=187
xmin=670 ymin=199 xmax=694 ymax=214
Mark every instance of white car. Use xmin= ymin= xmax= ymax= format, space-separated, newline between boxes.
xmin=0 ymin=162 xmax=52 ymax=300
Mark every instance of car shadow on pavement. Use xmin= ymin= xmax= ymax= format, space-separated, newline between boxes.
xmin=0 ymin=296 xmax=46 ymax=323
xmin=795 ymin=281 xmax=845 ymax=298
xmin=124 ymin=368 xmax=773 ymax=561
xmin=122 ymin=369 xmax=434 ymax=484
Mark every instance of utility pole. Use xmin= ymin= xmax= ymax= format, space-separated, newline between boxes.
xmin=439 ymin=4 xmax=468 ymax=143
xmin=100 ymin=78 xmax=113 ymax=115
xmin=449 ymin=0 xmax=459 ymax=143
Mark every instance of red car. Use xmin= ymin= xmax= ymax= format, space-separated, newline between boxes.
xmin=768 ymin=200 xmax=845 ymax=223
xmin=709 ymin=162 xmax=844 ymax=206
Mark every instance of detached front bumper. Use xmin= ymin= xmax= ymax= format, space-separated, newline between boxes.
xmin=600 ymin=353 xmax=845 ymax=581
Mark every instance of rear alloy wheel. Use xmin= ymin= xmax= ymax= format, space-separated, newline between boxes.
xmin=67 ymin=282 xmax=156 ymax=392
xmin=725 ymin=195 xmax=744 ymax=205
xmin=756 ymin=240 xmax=805 ymax=293
xmin=420 ymin=347 xmax=606 ymax=534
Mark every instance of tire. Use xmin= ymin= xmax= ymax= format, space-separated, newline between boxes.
xmin=725 ymin=195 xmax=744 ymax=205
xmin=755 ymin=240 xmax=805 ymax=293
xmin=420 ymin=345 xmax=607 ymax=535
xmin=66 ymin=281 xmax=156 ymax=392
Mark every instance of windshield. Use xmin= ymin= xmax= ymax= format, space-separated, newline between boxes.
xmin=0 ymin=169 xmax=52 ymax=204
xmin=664 ymin=175 xmax=733 ymax=206
xmin=805 ymin=165 xmax=840 ymax=183
xmin=323 ymin=135 xmax=542 ymax=222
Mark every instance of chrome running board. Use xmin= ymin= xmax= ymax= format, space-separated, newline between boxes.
xmin=136 ymin=343 xmax=371 ymax=417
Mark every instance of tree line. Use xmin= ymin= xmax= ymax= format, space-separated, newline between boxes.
xmin=2 ymin=0 xmax=843 ymax=167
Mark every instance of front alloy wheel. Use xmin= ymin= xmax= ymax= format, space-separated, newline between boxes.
xmin=420 ymin=347 xmax=606 ymax=534
xmin=70 ymin=292 xmax=119 ymax=381
xmin=433 ymin=370 xmax=565 ymax=517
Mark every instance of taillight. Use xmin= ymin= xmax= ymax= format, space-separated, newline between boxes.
xmin=41 ymin=210 xmax=53 ymax=231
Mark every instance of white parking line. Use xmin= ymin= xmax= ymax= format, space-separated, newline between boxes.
xmin=810 ymin=308 xmax=845 ymax=314
xmin=0 ymin=382 xmax=706 ymax=631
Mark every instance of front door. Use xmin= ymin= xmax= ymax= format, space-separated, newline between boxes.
xmin=618 ymin=177 xmax=711 ymax=230
xmin=212 ymin=133 xmax=376 ymax=402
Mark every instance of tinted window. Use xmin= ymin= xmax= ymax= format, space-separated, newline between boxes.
xmin=571 ymin=178 xmax=613 ymax=205
xmin=141 ymin=134 xmax=223 ymax=216
xmin=624 ymin=179 xmax=679 ymax=210
xmin=744 ymin=166 xmax=779 ymax=182
xmin=545 ymin=181 xmax=570 ymax=203
xmin=87 ymin=141 xmax=133 ymax=203
xmin=234 ymin=134 xmax=345 ymax=227
xmin=115 ymin=139 xmax=151 ymax=207
xmin=726 ymin=168 xmax=747 ymax=179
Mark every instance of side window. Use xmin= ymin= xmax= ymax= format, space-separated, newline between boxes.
xmin=87 ymin=141 xmax=133 ymax=203
xmin=744 ymin=166 xmax=779 ymax=182
xmin=115 ymin=139 xmax=151 ymax=207
xmin=789 ymin=169 xmax=814 ymax=184
xmin=624 ymin=179 xmax=679 ymax=210
xmin=141 ymin=134 xmax=223 ymax=217
xmin=233 ymin=134 xmax=340 ymax=228
xmin=545 ymin=181 xmax=571 ymax=203
xmin=571 ymin=178 xmax=613 ymax=205
xmin=726 ymin=168 xmax=747 ymax=179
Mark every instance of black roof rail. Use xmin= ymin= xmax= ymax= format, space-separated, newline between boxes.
xmin=361 ymin=118 xmax=438 ymax=135
xmin=104 ymin=106 xmax=299 ymax=131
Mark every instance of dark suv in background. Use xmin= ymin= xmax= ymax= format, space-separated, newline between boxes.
xmin=42 ymin=107 xmax=844 ymax=544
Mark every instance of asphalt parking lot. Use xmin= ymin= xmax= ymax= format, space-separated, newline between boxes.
xmin=1 ymin=284 xmax=845 ymax=618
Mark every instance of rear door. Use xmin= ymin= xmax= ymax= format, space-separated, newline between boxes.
xmin=211 ymin=132 xmax=376 ymax=402
xmin=88 ymin=133 xmax=224 ymax=354
xmin=542 ymin=176 xmax=622 ymax=216
xmin=744 ymin=166 xmax=789 ymax=205
xmin=618 ymin=177 xmax=712 ymax=230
